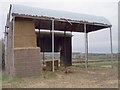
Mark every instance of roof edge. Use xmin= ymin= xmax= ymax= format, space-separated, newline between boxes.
xmin=10 ymin=4 xmax=112 ymax=27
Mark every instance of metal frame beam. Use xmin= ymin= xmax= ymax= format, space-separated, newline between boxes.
xmin=52 ymin=19 xmax=55 ymax=72
xmin=43 ymin=38 xmax=45 ymax=65
xmin=38 ymin=21 xmax=41 ymax=52
xmin=84 ymin=23 xmax=88 ymax=69
xmin=43 ymin=52 xmax=45 ymax=65
xmin=13 ymin=14 xmax=111 ymax=28
xmin=38 ymin=28 xmax=40 ymax=51
xmin=42 ymin=37 xmax=45 ymax=65
xmin=12 ymin=17 xmax=15 ymax=76
xmin=64 ymin=31 xmax=67 ymax=67
xmin=110 ymin=27 xmax=113 ymax=68
xmin=4 ymin=26 xmax=7 ymax=70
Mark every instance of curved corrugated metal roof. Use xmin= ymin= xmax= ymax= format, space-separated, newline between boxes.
xmin=10 ymin=4 xmax=111 ymax=26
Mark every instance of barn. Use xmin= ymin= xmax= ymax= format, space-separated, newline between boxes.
xmin=4 ymin=4 xmax=113 ymax=77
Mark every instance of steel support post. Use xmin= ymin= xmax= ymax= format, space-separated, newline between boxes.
xmin=4 ymin=27 xmax=7 ymax=70
xmin=12 ymin=17 xmax=15 ymax=76
xmin=110 ymin=27 xmax=113 ymax=68
xmin=52 ymin=19 xmax=55 ymax=72
xmin=43 ymin=37 xmax=45 ymax=65
xmin=43 ymin=52 xmax=45 ymax=65
xmin=84 ymin=23 xmax=88 ymax=69
xmin=64 ymin=31 xmax=67 ymax=67
xmin=38 ymin=28 xmax=40 ymax=51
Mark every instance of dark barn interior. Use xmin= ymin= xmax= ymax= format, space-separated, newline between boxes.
xmin=36 ymin=31 xmax=72 ymax=66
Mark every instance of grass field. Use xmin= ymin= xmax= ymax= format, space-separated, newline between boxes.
xmin=74 ymin=61 xmax=118 ymax=68
xmin=2 ymin=61 xmax=118 ymax=88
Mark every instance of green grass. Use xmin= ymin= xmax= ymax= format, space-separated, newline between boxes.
xmin=118 ymin=61 xmax=120 ymax=70
xmin=74 ymin=61 xmax=118 ymax=68
xmin=89 ymin=61 xmax=118 ymax=67
xmin=2 ymin=72 xmax=9 ymax=82
xmin=12 ymin=76 xmax=23 ymax=82
xmin=47 ymin=72 xmax=57 ymax=79
xmin=118 ymin=61 xmax=120 ymax=64
xmin=2 ymin=71 xmax=57 ymax=84
xmin=2 ymin=72 xmax=23 ymax=83
xmin=0 ymin=72 xmax=2 ymax=89
xmin=0 ymin=72 xmax=2 ymax=81
xmin=2 ymin=61 xmax=119 ymax=88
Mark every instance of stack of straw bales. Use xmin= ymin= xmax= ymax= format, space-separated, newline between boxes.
xmin=14 ymin=47 xmax=42 ymax=77
xmin=6 ymin=19 xmax=42 ymax=77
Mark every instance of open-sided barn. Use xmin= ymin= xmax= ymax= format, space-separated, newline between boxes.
xmin=4 ymin=4 xmax=113 ymax=77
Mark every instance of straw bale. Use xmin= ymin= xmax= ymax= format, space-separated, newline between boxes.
xmin=14 ymin=47 xmax=42 ymax=77
xmin=6 ymin=20 xmax=42 ymax=77
xmin=46 ymin=60 xmax=58 ymax=71
xmin=14 ymin=19 xmax=36 ymax=48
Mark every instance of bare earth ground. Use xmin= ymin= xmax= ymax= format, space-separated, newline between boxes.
xmin=2 ymin=65 xmax=118 ymax=88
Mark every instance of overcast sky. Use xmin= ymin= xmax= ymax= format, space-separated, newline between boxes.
xmin=0 ymin=0 xmax=118 ymax=53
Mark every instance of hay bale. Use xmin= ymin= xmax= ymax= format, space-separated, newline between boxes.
xmin=14 ymin=19 xmax=36 ymax=48
xmin=46 ymin=60 xmax=59 ymax=71
xmin=14 ymin=47 xmax=42 ymax=77
xmin=5 ymin=19 xmax=42 ymax=77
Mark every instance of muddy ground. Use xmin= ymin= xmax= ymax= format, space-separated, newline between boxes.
xmin=2 ymin=64 xmax=118 ymax=88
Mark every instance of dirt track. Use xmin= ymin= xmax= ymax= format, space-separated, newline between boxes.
xmin=2 ymin=65 xmax=118 ymax=88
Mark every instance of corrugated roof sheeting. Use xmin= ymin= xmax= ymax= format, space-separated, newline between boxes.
xmin=8 ymin=4 xmax=112 ymax=32
xmin=11 ymin=4 xmax=111 ymax=26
